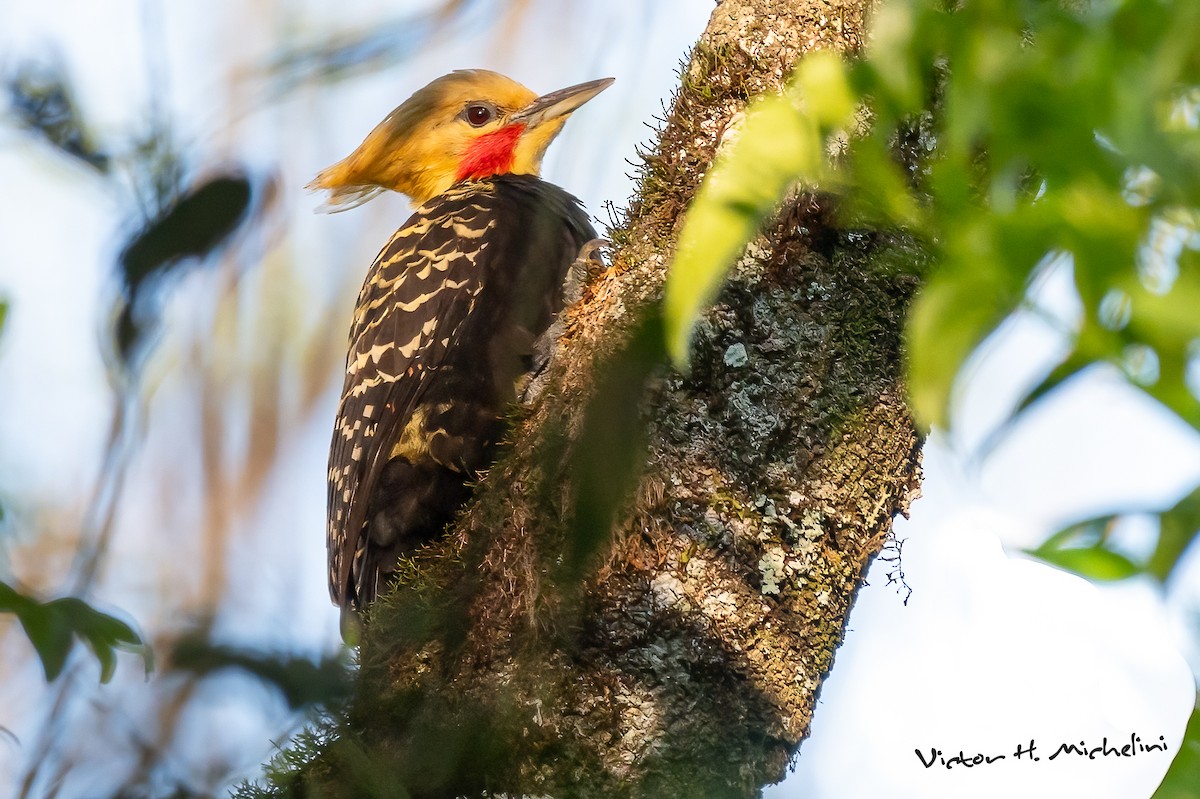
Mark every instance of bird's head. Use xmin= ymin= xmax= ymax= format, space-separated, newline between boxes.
xmin=309 ymin=70 xmax=614 ymax=211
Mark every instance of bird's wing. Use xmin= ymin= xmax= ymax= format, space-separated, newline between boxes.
xmin=326 ymin=189 xmax=493 ymax=606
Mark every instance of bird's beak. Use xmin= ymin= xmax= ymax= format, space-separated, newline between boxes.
xmin=512 ymin=77 xmax=615 ymax=128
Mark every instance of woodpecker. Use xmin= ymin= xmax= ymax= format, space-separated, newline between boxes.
xmin=312 ymin=70 xmax=613 ymax=616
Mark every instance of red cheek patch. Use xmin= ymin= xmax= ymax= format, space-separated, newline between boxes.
xmin=457 ymin=123 xmax=526 ymax=181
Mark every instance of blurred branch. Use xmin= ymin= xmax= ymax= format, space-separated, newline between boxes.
xmin=264 ymin=0 xmax=512 ymax=93
xmin=171 ymin=635 xmax=351 ymax=711
xmin=3 ymin=57 xmax=109 ymax=172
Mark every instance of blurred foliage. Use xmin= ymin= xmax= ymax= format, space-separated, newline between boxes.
xmin=665 ymin=0 xmax=1200 ymax=595
xmin=118 ymin=172 xmax=252 ymax=291
xmin=119 ymin=173 xmax=253 ymax=293
xmin=0 ymin=581 xmax=147 ymax=683
xmin=668 ymin=0 xmax=1200 ymax=430
xmin=232 ymin=683 xmax=556 ymax=799
xmin=1156 ymin=702 xmax=1200 ymax=799
xmin=666 ymin=2 xmax=1200 ymax=790
xmin=4 ymin=56 xmax=256 ymax=371
xmin=1027 ymin=485 xmax=1200 ymax=585
xmin=115 ymin=171 xmax=254 ymax=367
xmin=1 ymin=48 xmax=274 ymax=797
xmin=0 ymin=1 xmax=551 ymax=795
xmin=4 ymin=58 xmax=109 ymax=171
xmin=0 ymin=293 xmax=150 ymax=687
xmin=563 ymin=313 xmax=664 ymax=580
xmin=268 ymin=0 xmax=483 ymax=91
xmin=171 ymin=636 xmax=351 ymax=711
xmin=1151 ymin=485 xmax=1200 ymax=582
xmin=1024 ymin=516 xmax=1141 ymax=581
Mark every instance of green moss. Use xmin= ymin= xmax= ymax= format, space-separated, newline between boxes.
xmin=230 ymin=718 xmax=340 ymax=798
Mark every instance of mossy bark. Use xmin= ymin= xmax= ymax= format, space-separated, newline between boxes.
xmin=301 ymin=1 xmax=922 ymax=797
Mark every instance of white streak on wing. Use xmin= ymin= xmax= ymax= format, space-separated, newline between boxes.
xmin=451 ymin=219 xmax=495 ymax=239
xmin=396 ymin=329 xmax=423 ymax=358
xmin=347 ymin=342 xmax=396 ymax=375
xmin=363 ymin=277 xmax=473 ymax=316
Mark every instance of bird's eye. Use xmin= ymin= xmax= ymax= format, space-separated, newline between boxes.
xmin=465 ymin=104 xmax=493 ymax=126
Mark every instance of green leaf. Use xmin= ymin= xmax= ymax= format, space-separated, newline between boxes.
xmin=973 ymin=349 xmax=1097 ymax=459
xmin=1034 ymin=485 xmax=1200 ymax=587
xmin=1149 ymin=485 xmax=1200 ymax=583
xmin=853 ymin=0 xmax=1200 ymax=437
xmin=1015 ymin=350 xmax=1095 ymax=418
xmin=0 ymin=582 xmax=148 ymax=683
xmin=843 ymin=135 xmax=927 ymax=228
xmin=1025 ymin=515 xmax=1139 ymax=582
xmin=118 ymin=172 xmax=253 ymax=299
xmin=1035 ymin=515 xmax=1118 ymax=552
xmin=115 ymin=172 xmax=253 ymax=366
xmin=1151 ymin=700 xmax=1200 ymax=799
xmin=861 ymin=0 xmax=930 ymax=114
xmin=1027 ymin=545 xmax=1141 ymax=582
xmin=663 ymin=52 xmax=854 ymax=367
xmin=20 ymin=602 xmax=73 ymax=682
xmin=905 ymin=266 xmax=1017 ymax=429
xmin=55 ymin=597 xmax=148 ymax=682
xmin=1025 ymin=517 xmax=1140 ymax=582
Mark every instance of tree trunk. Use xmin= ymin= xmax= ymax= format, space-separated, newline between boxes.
xmin=308 ymin=1 xmax=923 ymax=797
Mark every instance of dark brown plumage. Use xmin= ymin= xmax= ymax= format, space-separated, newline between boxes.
xmin=327 ymin=174 xmax=595 ymax=611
